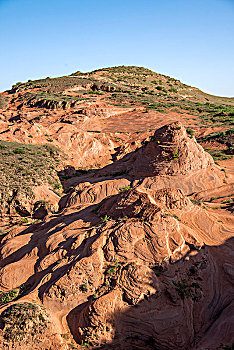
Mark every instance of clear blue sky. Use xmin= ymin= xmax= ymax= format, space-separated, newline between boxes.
xmin=0 ymin=0 xmax=233 ymax=96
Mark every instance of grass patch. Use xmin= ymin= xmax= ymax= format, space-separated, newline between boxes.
xmin=0 ymin=289 xmax=19 ymax=305
xmin=101 ymin=214 xmax=112 ymax=223
xmin=0 ymin=140 xmax=62 ymax=214
xmin=186 ymin=128 xmax=195 ymax=138
xmin=1 ymin=303 xmax=49 ymax=343
xmin=198 ymin=128 xmax=234 ymax=157
xmin=0 ymin=95 xmax=9 ymax=108
xmin=119 ymin=185 xmax=131 ymax=193
xmin=205 ymin=149 xmax=233 ymax=161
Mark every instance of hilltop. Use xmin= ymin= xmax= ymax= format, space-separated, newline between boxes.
xmin=4 ymin=65 xmax=234 ymax=111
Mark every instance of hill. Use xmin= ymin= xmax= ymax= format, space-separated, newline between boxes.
xmin=0 ymin=66 xmax=233 ymax=220
xmin=0 ymin=67 xmax=233 ymax=350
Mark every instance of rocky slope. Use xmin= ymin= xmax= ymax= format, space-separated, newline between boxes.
xmin=0 ymin=66 xmax=233 ymax=224
xmin=0 ymin=122 xmax=233 ymax=350
xmin=0 ymin=67 xmax=233 ymax=349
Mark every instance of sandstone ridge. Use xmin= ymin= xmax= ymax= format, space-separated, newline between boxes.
xmin=0 ymin=120 xmax=233 ymax=349
xmin=0 ymin=65 xmax=233 ymax=350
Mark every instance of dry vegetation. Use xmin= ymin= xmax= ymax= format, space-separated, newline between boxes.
xmin=0 ymin=141 xmax=61 ymax=215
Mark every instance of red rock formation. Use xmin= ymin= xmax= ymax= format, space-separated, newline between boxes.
xmin=0 ymin=122 xmax=233 ymax=349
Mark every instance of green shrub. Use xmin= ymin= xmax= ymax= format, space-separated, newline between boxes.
xmin=1 ymin=303 xmax=48 ymax=342
xmin=0 ymin=229 xmax=8 ymax=235
xmin=186 ymin=128 xmax=195 ymax=138
xmin=190 ymin=199 xmax=201 ymax=206
xmin=172 ymin=279 xmax=191 ymax=299
xmin=169 ymin=87 xmax=178 ymax=93
xmin=102 ymin=214 xmax=112 ymax=223
xmin=156 ymin=85 xmax=164 ymax=91
xmin=20 ymin=218 xmax=29 ymax=224
xmin=0 ymin=141 xmax=61 ymax=214
xmin=119 ymin=185 xmax=131 ymax=193
xmin=13 ymin=148 xmax=25 ymax=154
xmin=107 ymin=267 xmax=116 ymax=275
xmin=206 ymin=149 xmax=232 ymax=161
xmin=81 ymin=340 xmax=90 ymax=349
xmin=80 ymin=283 xmax=88 ymax=292
xmin=173 ymin=150 xmax=180 ymax=159
xmin=54 ymin=183 xmax=62 ymax=190
xmin=0 ymin=289 xmax=19 ymax=305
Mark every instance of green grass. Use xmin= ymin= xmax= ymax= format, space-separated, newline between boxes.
xmin=0 ymin=95 xmax=9 ymax=108
xmin=12 ymin=76 xmax=97 ymax=93
xmin=198 ymin=128 xmax=234 ymax=142
xmin=81 ymin=340 xmax=91 ymax=349
xmin=101 ymin=214 xmax=112 ymax=223
xmin=1 ymin=303 xmax=49 ymax=343
xmin=173 ymin=150 xmax=180 ymax=159
xmin=0 ymin=289 xmax=19 ymax=305
xmin=0 ymin=140 xmax=62 ymax=214
xmin=186 ymin=128 xmax=195 ymax=138
xmin=205 ymin=149 xmax=233 ymax=161
xmin=198 ymin=128 xmax=234 ymax=155
xmin=190 ymin=199 xmax=202 ymax=206
xmin=7 ymin=66 xmax=234 ymax=123
xmin=119 ymin=185 xmax=131 ymax=193
xmin=54 ymin=183 xmax=62 ymax=190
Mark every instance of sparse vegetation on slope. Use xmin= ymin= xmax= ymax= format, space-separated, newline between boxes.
xmin=6 ymin=65 xmax=234 ymax=115
xmin=1 ymin=303 xmax=49 ymax=343
xmin=0 ymin=140 xmax=61 ymax=216
xmin=0 ymin=119 xmax=232 ymax=350
xmin=198 ymin=128 xmax=234 ymax=160
xmin=198 ymin=128 xmax=234 ymax=149
xmin=0 ymin=95 xmax=9 ymax=109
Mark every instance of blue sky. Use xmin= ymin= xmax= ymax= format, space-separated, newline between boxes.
xmin=0 ymin=0 xmax=233 ymax=96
